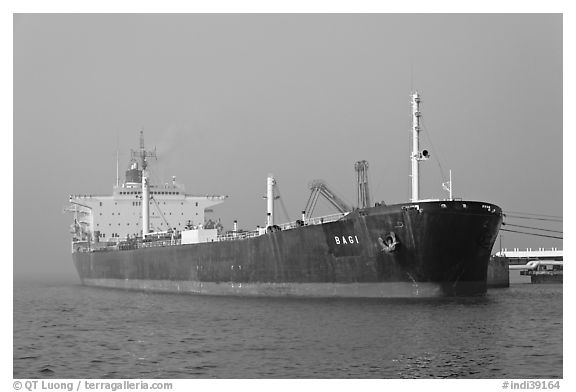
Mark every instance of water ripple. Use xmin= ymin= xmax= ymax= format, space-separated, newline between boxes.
xmin=14 ymin=280 xmax=562 ymax=378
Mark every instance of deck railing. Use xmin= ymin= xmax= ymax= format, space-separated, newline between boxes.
xmin=216 ymin=230 xmax=262 ymax=242
xmin=75 ymin=211 xmax=350 ymax=252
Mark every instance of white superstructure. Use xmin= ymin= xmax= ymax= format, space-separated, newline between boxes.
xmin=68 ymin=132 xmax=227 ymax=244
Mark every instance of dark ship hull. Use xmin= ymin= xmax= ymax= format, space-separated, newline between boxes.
xmin=73 ymin=200 xmax=502 ymax=297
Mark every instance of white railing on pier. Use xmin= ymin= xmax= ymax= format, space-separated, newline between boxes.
xmin=494 ymin=248 xmax=563 ymax=259
xmin=508 ymin=259 xmax=563 ymax=270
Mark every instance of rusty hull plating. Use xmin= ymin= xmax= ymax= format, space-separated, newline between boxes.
xmin=73 ymin=200 xmax=503 ymax=297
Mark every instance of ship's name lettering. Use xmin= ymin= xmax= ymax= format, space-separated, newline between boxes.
xmin=334 ymin=235 xmax=360 ymax=245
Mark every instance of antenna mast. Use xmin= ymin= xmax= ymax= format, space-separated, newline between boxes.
xmin=442 ymin=169 xmax=453 ymax=201
xmin=132 ymin=130 xmax=157 ymax=171
xmin=116 ymin=149 xmax=119 ymax=187
xmin=410 ymin=92 xmax=429 ymax=202
xmin=449 ymin=170 xmax=453 ymax=200
xmin=266 ymin=175 xmax=275 ymax=228
xmin=132 ymin=130 xmax=157 ymax=237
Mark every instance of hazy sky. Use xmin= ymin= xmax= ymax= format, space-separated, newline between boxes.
xmin=13 ymin=14 xmax=562 ymax=280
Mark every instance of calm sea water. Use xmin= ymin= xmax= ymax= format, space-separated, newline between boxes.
xmin=13 ymin=277 xmax=562 ymax=379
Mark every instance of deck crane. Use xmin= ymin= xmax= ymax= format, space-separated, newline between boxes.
xmin=355 ymin=160 xmax=371 ymax=209
xmin=303 ymin=180 xmax=352 ymax=219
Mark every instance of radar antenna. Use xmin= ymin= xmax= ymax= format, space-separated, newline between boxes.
xmin=131 ymin=130 xmax=157 ymax=171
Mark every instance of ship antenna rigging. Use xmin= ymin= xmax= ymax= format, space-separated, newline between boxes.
xmin=441 ymin=170 xmax=453 ymax=201
xmin=150 ymin=196 xmax=172 ymax=230
xmin=115 ymin=131 xmax=120 ymax=188
xmin=274 ymin=180 xmax=292 ymax=223
xmin=116 ymin=149 xmax=120 ymax=188
xmin=418 ymin=104 xmax=454 ymax=200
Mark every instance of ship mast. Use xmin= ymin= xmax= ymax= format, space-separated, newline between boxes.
xmin=116 ymin=149 xmax=119 ymax=188
xmin=131 ymin=131 xmax=157 ymax=237
xmin=266 ymin=174 xmax=275 ymax=228
xmin=442 ymin=169 xmax=453 ymax=201
xmin=410 ymin=92 xmax=429 ymax=202
xmin=142 ymin=176 xmax=150 ymax=236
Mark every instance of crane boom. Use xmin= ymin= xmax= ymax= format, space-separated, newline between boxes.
xmin=355 ymin=160 xmax=371 ymax=209
xmin=304 ymin=180 xmax=351 ymax=218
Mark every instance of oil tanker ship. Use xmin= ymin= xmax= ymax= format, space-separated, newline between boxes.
xmin=67 ymin=93 xmax=503 ymax=297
